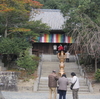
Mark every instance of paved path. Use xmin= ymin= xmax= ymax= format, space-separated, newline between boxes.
xmin=1 ymin=91 xmax=100 ymax=99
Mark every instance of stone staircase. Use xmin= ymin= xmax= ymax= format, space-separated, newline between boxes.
xmin=37 ymin=54 xmax=91 ymax=93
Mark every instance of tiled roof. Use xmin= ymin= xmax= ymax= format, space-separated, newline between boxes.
xmin=29 ymin=9 xmax=68 ymax=30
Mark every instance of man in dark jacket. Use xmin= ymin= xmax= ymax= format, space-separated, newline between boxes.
xmin=48 ymin=70 xmax=58 ymax=99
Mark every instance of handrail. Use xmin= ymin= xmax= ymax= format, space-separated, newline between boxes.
xmin=33 ymin=53 xmax=43 ymax=92
xmin=37 ymin=54 xmax=43 ymax=89
xmin=75 ymin=54 xmax=84 ymax=76
xmin=75 ymin=54 xmax=93 ymax=92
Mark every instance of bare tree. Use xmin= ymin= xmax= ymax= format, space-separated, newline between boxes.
xmin=69 ymin=14 xmax=100 ymax=72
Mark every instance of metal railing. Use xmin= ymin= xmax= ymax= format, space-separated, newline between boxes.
xmin=33 ymin=53 xmax=43 ymax=92
xmin=75 ymin=54 xmax=93 ymax=92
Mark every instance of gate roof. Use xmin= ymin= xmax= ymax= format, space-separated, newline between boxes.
xmin=29 ymin=9 xmax=69 ymax=30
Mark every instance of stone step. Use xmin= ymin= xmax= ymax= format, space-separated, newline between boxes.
xmin=42 ymin=67 xmax=79 ymax=70
xmin=37 ymin=91 xmax=90 ymax=94
xmin=39 ymin=82 xmax=87 ymax=86
xmin=41 ymin=72 xmax=81 ymax=77
xmin=39 ymin=77 xmax=86 ymax=80
xmin=42 ymin=63 xmax=79 ymax=68
xmin=41 ymin=71 xmax=80 ymax=73
xmin=39 ymin=85 xmax=88 ymax=89
xmin=42 ymin=55 xmax=75 ymax=62
xmin=38 ymin=87 xmax=89 ymax=92
xmin=41 ymin=61 xmax=81 ymax=77
xmin=38 ymin=77 xmax=89 ymax=92
xmin=37 ymin=55 xmax=90 ymax=93
xmin=41 ymin=71 xmax=80 ymax=75
xmin=41 ymin=74 xmax=81 ymax=77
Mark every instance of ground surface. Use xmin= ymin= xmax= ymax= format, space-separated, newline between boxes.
xmin=17 ymin=70 xmax=37 ymax=91
xmin=1 ymin=92 xmax=100 ymax=99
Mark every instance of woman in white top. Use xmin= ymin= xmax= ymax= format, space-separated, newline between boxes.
xmin=53 ymin=45 xmax=57 ymax=54
xmin=71 ymin=72 xmax=79 ymax=99
xmin=65 ymin=51 xmax=70 ymax=62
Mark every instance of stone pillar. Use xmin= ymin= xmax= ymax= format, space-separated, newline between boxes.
xmin=0 ymin=59 xmax=4 ymax=71
xmin=29 ymin=47 xmax=32 ymax=55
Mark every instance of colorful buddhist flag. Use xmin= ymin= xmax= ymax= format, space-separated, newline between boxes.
xmin=33 ymin=34 xmax=74 ymax=43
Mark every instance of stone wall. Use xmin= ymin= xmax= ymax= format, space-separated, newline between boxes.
xmin=0 ymin=71 xmax=19 ymax=91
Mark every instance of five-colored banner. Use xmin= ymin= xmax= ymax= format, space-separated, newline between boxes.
xmin=33 ymin=34 xmax=74 ymax=43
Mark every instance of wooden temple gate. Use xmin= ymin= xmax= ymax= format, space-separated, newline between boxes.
xmin=32 ymin=34 xmax=74 ymax=55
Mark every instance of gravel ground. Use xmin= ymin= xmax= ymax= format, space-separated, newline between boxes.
xmin=1 ymin=91 xmax=100 ymax=99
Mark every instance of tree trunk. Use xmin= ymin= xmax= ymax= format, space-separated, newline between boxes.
xmin=4 ymin=18 xmax=8 ymax=38
xmin=95 ymin=57 xmax=97 ymax=72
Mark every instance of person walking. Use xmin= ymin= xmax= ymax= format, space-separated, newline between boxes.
xmin=58 ymin=74 xmax=69 ymax=99
xmin=70 ymin=72 xmax=80 ymax=99
xmin=48 ymin=70 xmax=58 ymax=99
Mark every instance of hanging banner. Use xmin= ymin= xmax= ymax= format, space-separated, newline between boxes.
xmin=33 ymin=34 xmax=74 ymax=43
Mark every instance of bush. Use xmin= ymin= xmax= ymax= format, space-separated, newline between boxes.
xmin=95 ymin=69 xmax=100 ymax=82
xmin=16 ymin=49 xmax=39 ymax=76
xmin=79 ymin=59 xmax=84 ymax=65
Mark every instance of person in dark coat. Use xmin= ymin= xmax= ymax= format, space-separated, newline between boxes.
xmin=58 ymin=74 xmax=69 ymax=99
xmin=48 ymin=70 xmax=58 ymax=99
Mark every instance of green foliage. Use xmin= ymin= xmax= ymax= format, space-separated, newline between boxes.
xmin=0 ymin=0 xmax=50 ymax=50
xmin=36 ymin=0 xmax=67 ymax=9
xmin=60 ymin=0 xmax=100 ymax=72
xmin=0 ymin=0 xmax=30 ymax=37
xmin=16 ymin=49 xmax=39 ymax=75
xmin=0 ymin=0 xmax=49 ymax=70
xmin=95 ymin=69 xmax=100 ymax=82
xmin=0 ymin=37 xmax=30 ymax=54
xmin=79 ymin=59 xmax=84 ymax=65
xmin=22 ymin=20 xmax=50 ymax=37
xmin=32 ymin=55 xmax=40 ymax=61
xmin=36 ymin=0 xmax=57 ymax=9
xmin=60 ymin=0 xmax=100 ymax=32
xmin=0 ymin=0 xmax=48 ymax=38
